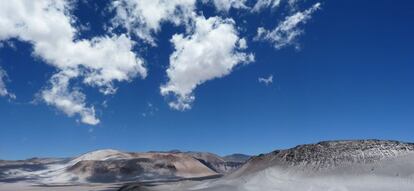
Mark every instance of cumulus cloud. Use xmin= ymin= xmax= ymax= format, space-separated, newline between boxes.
xmin=255 ymin=2 xmax=321 ymax=49
xmin=111 ymin=0 xmax=197 ymax=45
xmin=41 ymin=70 xmax=99 ymax=125
xmin=161 ymin=16 xmax=254 ymax=110
xmin=0 ymin=0 xmax=322 ymax=120
xmin=0 ymin=67 xmax=15 ymax=99
xmin=202 ymin=0 xmax=249 ymax=12
xmin=0 ymin=1 xmax=146 ymax=125
xmin=258 ymin=75 xmax=273 ymax=85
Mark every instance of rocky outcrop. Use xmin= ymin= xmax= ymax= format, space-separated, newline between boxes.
xmin=232 ymin=140 xmax=414 ymax=177
xmin=186 ymin=152 xmax=250 ymax=174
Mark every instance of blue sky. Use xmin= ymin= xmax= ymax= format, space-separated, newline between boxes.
xmin=0 ymin=0 xmax=413 ymax=160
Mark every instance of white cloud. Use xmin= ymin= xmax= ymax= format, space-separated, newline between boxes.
xmin=252 ymin=0 xmax=282 ymax=12
xmin=287 ymin=0 xmax=301 ymax=10
xmin=238 ymin=38 xmax=248 ymax=49
xmin=0 ymin=1 xmax=146 ymax=125
xmin=258 ymin=75 xmax=273 ymax=85
xmin=0 ymin=67 xmax=15 ymax=99
xmin=0 ymin=0 xmax=323 ymax=119
xmin=202 ymin=0 xmax=249 ymax=12
xmin=161 ymin=16 xmax=254 ymax=110
xmin=111 ymin=0 xmax=197 ymax=45
xmin=255 ymin=2 xmax=321 ymax=49
xmin=41 ymin=70 xmax=99 ymax=125
xmin=252 ymin=0 xmax=304 ymax=12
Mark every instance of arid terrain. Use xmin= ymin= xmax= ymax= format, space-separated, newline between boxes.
xmin=2 ymin=140 xmax=414 ymax=191
xmin=0 ymin=149 xmax=248 ymax=191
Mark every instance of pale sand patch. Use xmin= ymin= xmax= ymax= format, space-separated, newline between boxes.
xmin=0 ymin=182 xmax=120 ymax=191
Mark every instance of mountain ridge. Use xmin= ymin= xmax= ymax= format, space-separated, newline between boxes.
xmin=0 ymin=149 xmax=249 ymax=184
xmin=230 ymin=139 xmax=414 ymax=178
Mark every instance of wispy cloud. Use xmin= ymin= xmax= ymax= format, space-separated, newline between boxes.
xmin=258 ymin=75 xmax=274 ymax=86
xmin=252 ymin=0 xmax=282 ymax=12
xmin=255 ymin=2 xmax=321 ymax=49
xmin=202 ymin=0 xmax=249 ymax=12
xmin=0 ymin=67 xmax=15 ymax=99
xmin=141 ymin=102 xmax=159 ymax=117
xmin=111 ymin=0 xmax=197 ymax=45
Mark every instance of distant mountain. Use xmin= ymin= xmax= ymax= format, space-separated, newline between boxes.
xmin=146 ymin=150 xmax=249 ymax=174
xmin=0 ymin=157 xmax=70 ymax=183
xmin=222 ymin=154 xmax=251 ymax=163
xmin=231 ymin=140 xmax=414 ymax=177
xmin=186 ymin=152 xmax=247 ymax=174
xmin=0 ymin=149 xmax=249 ymax=184
xmin=214 ymin=140 xmax=414 ymax=191
xmin=119 ymin=140 xmax=414 ymax=191
xmin=66 ymin=151 xmax=218 ymax=183
xmin=5 ymin=140 xmax=414 ymax=191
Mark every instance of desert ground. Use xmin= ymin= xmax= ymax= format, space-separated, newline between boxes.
xmin=0 ymin=182 xmax=120 ymax=191
xmin=2 ymin=140 xmax=414 ymax=191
